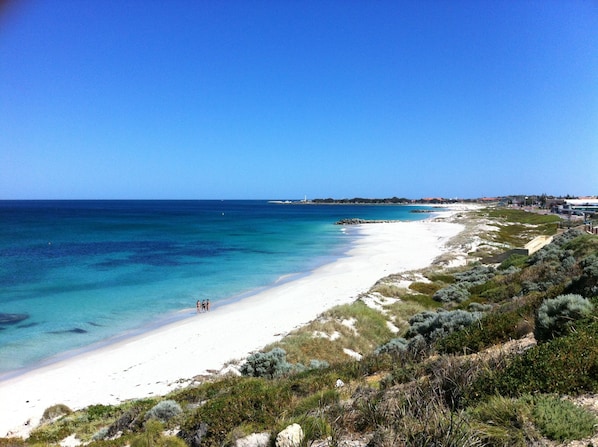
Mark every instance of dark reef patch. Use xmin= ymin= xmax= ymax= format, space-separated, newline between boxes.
xmin=0 ymin=313 xmax=29 ymax=325
xmin=49 ymin=328 xmax=88 ymax=335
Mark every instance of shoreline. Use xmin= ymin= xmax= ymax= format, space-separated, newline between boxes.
xmin=0 ymin=208 xmax=471 ymax=438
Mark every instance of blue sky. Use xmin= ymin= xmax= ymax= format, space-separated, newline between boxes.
xmin=1 ymin=1 xmax=596 ymax=200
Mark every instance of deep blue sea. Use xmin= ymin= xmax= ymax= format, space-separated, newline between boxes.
xmin=0 ymin=200 xmax=431 ymax=376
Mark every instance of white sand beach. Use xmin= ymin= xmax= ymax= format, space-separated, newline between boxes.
xmin=0 ymin=210 xmax=470 ymax=438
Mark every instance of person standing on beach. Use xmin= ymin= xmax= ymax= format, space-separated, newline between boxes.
xmin=206 ymin=299 xmax=210 ymax=311
xmin=196 ymin=300 xmax=201 ymax=313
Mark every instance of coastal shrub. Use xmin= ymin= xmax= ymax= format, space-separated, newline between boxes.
xmin=374 ymin=335 xmax=428 ymax=360
xmin=240 ymin=347 xmax=293 ymax=379
xmin=409 ymin=281 xmax=442 ymax=295
xmin=425 ymin=272 xmax=455 ymax=284
xmin=425 ymin=355 xmax=485 ymax=411
xmin=467 ymin=302 xmax=493 ymax=312
xmin=534 ymin=294 xmax=594 ymax=342
xmin=0 ymin=438 xmax=26 ymax=447
xmin=469 ymin=395 xmax=537 ymax=446
xmin=394 ymin=293 xmax=441 ymax=310
xmin=308 ymin=359 xmax=329 ymax=370
xmin=457 ymin=292 xmax=541 ymax=349
xmin=520 ymin=231 xmax=585 ymax=296
xmin=453 ymin=265 xmax=495 ymax=285
xmin=562 ymin=232 xmax=598 ymax=258
xmin=520 ymin=255 xmax=577 ymax=296
xmin=28 ymin=425 xmax=74 ymax=445
xmin=371 ymin=283 xmax=403 ymax=297
xmin=406 ymin=310 xmax=483 ymax=342
xmin=499 ymin=254 xmax=527 ymax=270
xmin=297 ymin=415 xmax=332 ymax=443
xmin=285 ymin=366 xmax=348 ymax=396
xmin=328 ymin=301 xmax=395 ymax=346
xmin=470 ymin=323 xmax=598 ymax=398
xmin=291 ymin=389 xmax=339 ymax=416
xmin=568 ymin=253 xmax=598 ymax=298
xmin=432 ymin=284 xmax=470 ymax=303
xmin=41 ymin=403 xmax=73 ymax=422
xmin=531 ymin=395 xmax=598 ymax=442
xmin=91 ymin=427 xmax=110 ymax=441
xmin=180 ymin=378 xmax=291 ymax=447
xmin=479 ymin=282 xmax=521 ymax=303
xmin=103 ymin=399 xmax=157 ymax=438
xmin=86 ymin=404 xmax=120 ymax=421
xmin=374 ymin=337 xmax=408 ymax=356
xmin=130 ymin=420 xmax=186 ymax=447
xmin=145 ymin=400 xmax=182 ymax=423
xmin=364 ymin=378 xmax=479 ymax=446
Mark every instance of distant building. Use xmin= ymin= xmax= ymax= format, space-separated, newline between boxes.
xmin=562 ymin=198 xmax=598 ymax=216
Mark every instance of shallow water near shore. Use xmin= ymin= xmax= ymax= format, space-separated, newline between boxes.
xmin=0 ymin=200 xmax=431 ymax=375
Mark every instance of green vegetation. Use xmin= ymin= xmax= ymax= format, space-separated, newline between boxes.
xmin=532 ymin=395 xmax=598 ymax=442
xmin=534 ymin=293 xmax=594 ymax=342
xmin=41 ymin=404 xmax=72 ymax=422
xmin=7 ymin=208 xmax=598 ymax=447
xmin=145 ymin=400 xmax=183 ymax=423
xmin=478 ymin=208 xmax=561 ymax=247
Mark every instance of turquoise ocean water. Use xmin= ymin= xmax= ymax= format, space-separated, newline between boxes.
xmin=0 ymin=200 xmax=431 ymax=376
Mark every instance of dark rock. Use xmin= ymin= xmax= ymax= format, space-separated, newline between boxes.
xmin=179 ymin=423 xmax=209 ymax=447
xmin=106 ymin=406 xmax=145 ymax=437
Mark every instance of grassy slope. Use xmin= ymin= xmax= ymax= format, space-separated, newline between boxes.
xmin=5 ymin=207 xmax=598 ymax=447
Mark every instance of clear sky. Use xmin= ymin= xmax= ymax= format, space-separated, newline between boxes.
xmin=1 ymin=1 xmax=596 ymax=200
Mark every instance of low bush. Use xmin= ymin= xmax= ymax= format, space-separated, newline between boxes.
xmin=145 ymin=400 xmax=182 ymax=423
xmin=328 ymin=301 xmax=395 ymax=346
xmin=395 ymin=293 xmax=441 ymax=309
xmin=41 ymin=404 xmax=72 ymax=422
xmin=469 ymin=395 xmax=537 ymax=446
xmin=470 ymin=322 xmax=598 ymax=398
xmin=432 ymin=284 xmax=470 ymax=303
xmin=467 ymin=302 xmax=493 ymax=312
xmin=425 ymin=355 xmax=485 ymax=411
xmin=367 ymin=379 xmax=480 ymax=446
xmin=409 ymin=281 xmax=442 ymax=295
xmin=425 ymin=272 xmax=455 ymax=284
xmin=0 ymin=438 xmax=27 ymax=447
xmin=240 ymin=347 xmax=293 ymax=379
xmin=371 ymin=283 xmax=403 ymax=297
xmin=479 ymin=283 xmax=521 ymax=302
xmin=86 ymin=404 xmax=120 ymax=421
xmin=374 ymin=335 xmax=428 ymax=362
xmin=291 ymin=389 xmax=339 ymax=417
xmin=406 ymin=310 xmax=483 ymax=342
xmin=180 ymin=378 xmax=291 ymax=447
xmin=28 ymin=422 xmax=73 ymax=444
xmin=102 ymin=400 xmax=157 ymax=439
xmin=453 ymin=265 xmax=495 ymax=285
xmin=499 ymin=254 xmax=528 ymax=270
xmin=531 ymin=394 xmax=598 ymax=442
xmin=374 ymin=337 xmax=408 ymax=356
xmin=534 ymin=294 xmax=594 ymax=342
xmin=284 ymin=415 xmax=331 ymax=444
xmin=130 ymin=420 xmax=186 ymax=447
xmin=437 ymin=308 xmax=531 ymax=355
xmin=287 ymin=367 xmax=342 ymax=395
xmin=568 ymin=253 xmax=598 ymax=298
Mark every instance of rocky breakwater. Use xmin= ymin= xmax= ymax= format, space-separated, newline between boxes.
xmin=335 ymin=218 xmax=397 ymax=225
